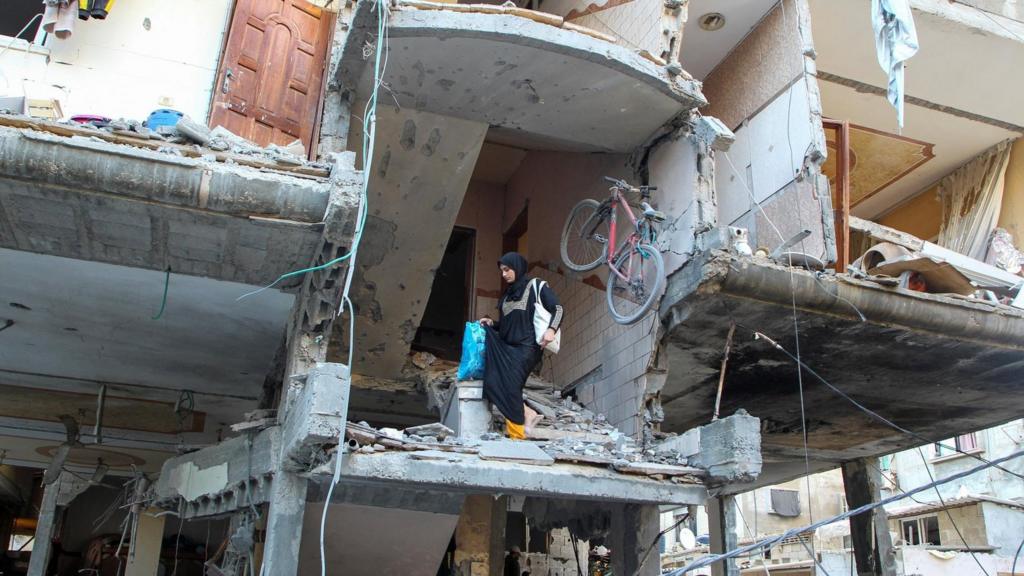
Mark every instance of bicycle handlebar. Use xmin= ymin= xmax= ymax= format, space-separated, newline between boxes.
xmin=603 ymin=176 xmax=657 ymax=197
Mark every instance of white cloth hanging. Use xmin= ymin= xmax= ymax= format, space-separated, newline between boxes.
xmin=871 ymin=0 xmax=919 ymax=129
xmin=938 ymin=140 xmax=1012 ymax=261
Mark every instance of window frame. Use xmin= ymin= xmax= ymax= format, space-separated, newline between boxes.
xmin=932 ymin=432 xmax=983 ymax=461
xmin=900 ymin=514 xmax=941 ymax=547
xmin=766 ymin=487 xmax=801 ymax=517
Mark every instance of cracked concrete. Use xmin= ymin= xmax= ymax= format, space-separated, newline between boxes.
xmin=0 ymin=125 xmax=360 ymax=285
xmin=338 ymin=3 xmax=705 ymax=152
xmin=346 ymin=107 xmax=487 ymax=378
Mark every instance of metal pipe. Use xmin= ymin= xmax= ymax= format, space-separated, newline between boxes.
xmin=712 ymin=322 xmax=735 ymax=422
xmin=94 ymin=384 xmax=106 ymax=445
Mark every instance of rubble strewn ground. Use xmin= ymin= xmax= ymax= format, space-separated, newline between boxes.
xmin=345 ymin=352 xmax=705 ymax=483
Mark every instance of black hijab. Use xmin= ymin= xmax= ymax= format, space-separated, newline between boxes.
xmin=499 ymin=252 xmax=530 ymax=301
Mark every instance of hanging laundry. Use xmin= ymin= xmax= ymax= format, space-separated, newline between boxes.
xmin=871 ymin=0 xmax=919 ymax=130
xmin=78 ymin=0 xmax=116 ymax=20
xmin=41 ymin=0 xmax=77 ymax=39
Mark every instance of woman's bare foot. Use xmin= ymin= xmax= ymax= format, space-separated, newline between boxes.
xmin=523 ymin=405 xmax=543 ymax=437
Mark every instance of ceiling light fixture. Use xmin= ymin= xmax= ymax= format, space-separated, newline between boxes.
xmin=699 ymin=12 xmax=726 ymax=31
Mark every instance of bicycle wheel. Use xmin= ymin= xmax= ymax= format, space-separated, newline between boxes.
xmin=561 ymin=199 xmax=609 ymax=272
xmin=606 ymin=243 xmax=665 ymax=325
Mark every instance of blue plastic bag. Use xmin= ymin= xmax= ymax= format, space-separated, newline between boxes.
xmin=457 ymin=322 xmax=486 ymax=381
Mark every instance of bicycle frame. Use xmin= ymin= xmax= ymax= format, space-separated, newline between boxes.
xmin=605 ymin=186 xmax=644 ymax=285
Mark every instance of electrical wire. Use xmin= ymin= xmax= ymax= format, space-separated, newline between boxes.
xmin=950 ymin=0 xmax=1024 ymax=42
xmin=746 ymin=327 xmax=1024 ymax=482
xmin=0 ymin=13 xmax=43 ymax=60
xmin=152 ymin=267 xmax=170 ymax=320
xmin=866 ymin=460 xmax=929 ymax=506
xmin=734 ymin=501 xmax=773 ymax=575
xmin=666 ymin=447 xmax=1024 ymax=574
xmin=1011 ymin=534 xmax=1024 ymax=576
xmin=633 ymin=513 xmax=691 ymax=576
xmin=318 ymin=1 xmax=390 ymax=575
xmin=570 ymin=533 xmax=584 ymax=576
xmin=914 ymin=447 xmax=990 ymax=576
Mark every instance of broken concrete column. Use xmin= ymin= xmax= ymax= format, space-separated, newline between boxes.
xmin=124 ymin=509 xmax=167 ymax=576
xmin=657 ymin=410 xmax=761 ymax=483
xmin=443 ymin=381 xmax=492 ymax=439
xmin=707 ymin=496 xmax=739 ymax=576
xmin=260 ymin=472 xmax=309 ymax=576
xmin=27 ymin=472 xmax=91 ymax=576
xmin=608 ymin=503 xmax=660 ymax=576
xmin=25 ymin=478 xmax=59 ymax=576
xmin=842 ymin=458 xmax=897 ymax=576
xmin=281 ymin=362 xmax=351 ymax=470
xmin=454 ymin=494 xmax=508 ymax=576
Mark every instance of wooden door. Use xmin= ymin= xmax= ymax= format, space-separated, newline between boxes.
xmin=209 ymin=0 xmax=334 ymax=157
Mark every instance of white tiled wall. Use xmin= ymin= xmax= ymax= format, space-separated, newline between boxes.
xmin=570 ymin=0 xmax=664 ymax=56
xmin=533 ymin=267 xmax=658 ymax=438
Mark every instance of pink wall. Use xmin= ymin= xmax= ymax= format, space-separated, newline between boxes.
xmin=503 ymin=151 xmax=633 ymax=268
xmin=456 ymin=180 xmax=505 ymax=319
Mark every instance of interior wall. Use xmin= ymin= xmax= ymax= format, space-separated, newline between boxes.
xmin=0 ymin=0 xmax=233 ymax=122
xmin=701 ymin=0 xmax=832 ymax=259
xmin=997 ymin=137 xmax=1024 ymax=245
xmin=700 ymin=0 xmax=804 ymax=131
xmin=647 ymin=134 xmax=702 ymax=275
xmin=877 ymin=185 xmax=942 ymax=241
xmin=455 ymin=181 xmax=505 ymax=320
xmin=503 ymin=150 xmax=632 ymax=268
xmin=539 ymin=0 xmax=668 ymax=58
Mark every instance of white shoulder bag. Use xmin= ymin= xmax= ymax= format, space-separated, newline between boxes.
xmin=531 ymin=279 xmax=561 ymax=354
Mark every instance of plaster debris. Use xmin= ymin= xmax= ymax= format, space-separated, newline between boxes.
xmin=351 ymin=358 xmax=707 ymax=483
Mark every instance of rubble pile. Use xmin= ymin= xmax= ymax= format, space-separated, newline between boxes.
xmin=347 ymin=353 xmax=704 ymax=482
xmin=521 ymin=388 xmax=700 ymax=481
xmin=0 ymin=112 xmax=330 ymax=174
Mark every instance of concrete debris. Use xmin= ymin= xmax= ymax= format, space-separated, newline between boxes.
xmin=411 ymin=351 xmax=438 ymax=369
xmin=175 ymin=115 xmax=212 ymax=145
xmin=478 ymin=441 xmax=555 ymax=466
xmin=360 ymin=357 xmax=707 ymax=483
xmin=0 ymin=113 xmax=331 ymax=178
xmin=403 ymin=422 xmax=454 ymax=440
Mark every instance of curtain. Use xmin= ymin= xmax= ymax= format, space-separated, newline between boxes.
xmin=938 ymin=140 xmax=1012 ymax=261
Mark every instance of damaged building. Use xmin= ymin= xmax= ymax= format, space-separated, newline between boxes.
xmin=0 ymin=0 xmax=1022 ymax=575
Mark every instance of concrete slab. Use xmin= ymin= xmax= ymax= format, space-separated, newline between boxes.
xmin=0 ymin=248 xmax=292 ymax=457
xmin=0 ymin=125 xmax=352 ymax=285
xmin=316 ymin=450 xmax=708 ymax=505
xmin=338 ymin=4 xmax=706 ymax=152
xmin=478 ymin=440 xmax=555 ymax=466
xmin=345 ymin=108 xmax=487 ymax=378
xmin=658 ymin=251 xmax=1024 ymax=492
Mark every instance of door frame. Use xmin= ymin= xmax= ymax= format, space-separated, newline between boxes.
xmin=823 ymin=119 xmax=851 ymax=273
xmin=205 ymin=0 xmax=336 ymax=161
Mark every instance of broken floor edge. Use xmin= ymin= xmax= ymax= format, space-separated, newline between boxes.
xmin=660 ymin=251 xmax=1024 ymax=350
xmin=313 ymin=450 xmax=709 ymax=506
xmin=336 ymin=2 xmax=706 ymax=111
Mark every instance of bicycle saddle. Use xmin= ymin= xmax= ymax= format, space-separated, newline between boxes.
xmin=643 ymin=204 xmax=667 ymax=222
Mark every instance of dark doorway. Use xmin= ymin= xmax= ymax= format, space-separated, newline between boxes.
xmin=503 ymin=204 xmax=529 ymax=258
xmin=413 ymin=227 xmax=475 ymax=361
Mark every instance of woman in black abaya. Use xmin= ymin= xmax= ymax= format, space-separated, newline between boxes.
xmin=480 ymin=252 xmax=562 ymax=439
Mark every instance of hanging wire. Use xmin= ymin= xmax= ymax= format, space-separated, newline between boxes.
xmin=152 ymin=267 xmax=171 ymax=320
xmin=318 ymin=1 xmax=391 ymax=575
xmin=667 ymin=448 xmax=1024 ymax=574
xmin=0 ymin=13 xmax=43 ymax=60
xmin=914 ymin=447 xmax=991 ymax=576
xmin=745 ymin=327 xmax=1024 ymax=482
